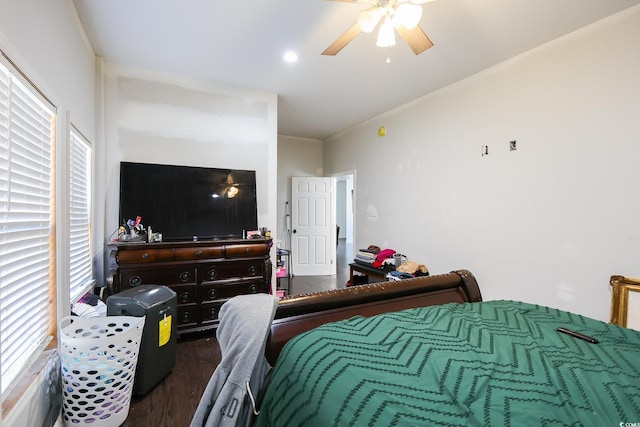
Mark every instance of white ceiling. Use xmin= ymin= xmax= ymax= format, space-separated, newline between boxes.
xmin=72 ymin=0 xmax=640 ymax=140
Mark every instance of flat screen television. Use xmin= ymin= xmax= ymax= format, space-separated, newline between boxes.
xmin=119 ymin=161 xmax=258 ymax=241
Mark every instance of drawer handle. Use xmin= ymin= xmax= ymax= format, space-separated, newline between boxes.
xmin=180 ymin=292 xmax=191 ymax=303
xmin=196 ymin=250 xmax=203 ymax=257
xmin=249 ymin=284 xmax=258 ymax=294
xmin=209 ymin=307 xmax=218 ymax=319
xmin=181 ymin=312 xmax=191 ymax=323
xmin=129 ymin=276 xmax=142 ymax=286
xmin=208 ymin=289 xmax=217 ymax=299
xmin=179 ymin=272 xmax=191 ymax=282
xmin=248 ymin=266 xmax=257 ymax=276
xmin=208 ymin=269 xmax=218 ymax=280
xmin=245 ymin=248 xmax=250 ymax=254
xmin=141 ymin=253 xmax=149 ymax=260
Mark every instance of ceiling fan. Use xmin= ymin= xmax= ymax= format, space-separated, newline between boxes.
xmin=322 ymin=0 xmax=436 ymax=56
xmin=212 ymin=173 xmax=242 ymax=199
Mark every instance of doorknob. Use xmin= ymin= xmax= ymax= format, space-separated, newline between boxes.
xmin=293 ymin=229 xmax=297 ymax=233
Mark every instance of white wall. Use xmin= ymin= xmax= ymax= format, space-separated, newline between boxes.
xmin=0 ymin=0 xmax=95 ymax=135
xmin=0 ymin=0 xmax=96 ymax=425
xmin=323 ymin=6 xmax=640 ymax=322
xmin=276 ymin=135 xmax=323 ymax=250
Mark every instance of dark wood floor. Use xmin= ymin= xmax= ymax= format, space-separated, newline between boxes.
xmin=123 ymin=332 xmax=220 ymax=427
xmin=287 ymin=238 xmax=352 ymax=295
xmin=122 ymin=239 xmax=353 ymax=426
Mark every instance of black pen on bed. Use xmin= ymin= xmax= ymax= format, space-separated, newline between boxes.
xmin=556 ymin=327 xmax=599 ymax=344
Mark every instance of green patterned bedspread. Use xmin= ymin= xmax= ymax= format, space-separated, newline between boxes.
xmin=255 ymin=300 xmax=640 ymax=426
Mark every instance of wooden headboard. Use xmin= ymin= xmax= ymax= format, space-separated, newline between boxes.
xmin=265 ymin=269 xmax=482 ymax=365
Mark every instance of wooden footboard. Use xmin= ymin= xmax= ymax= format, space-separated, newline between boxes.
xmin=265 ymin=269 xmax=482 ymax=365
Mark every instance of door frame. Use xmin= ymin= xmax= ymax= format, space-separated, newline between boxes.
xmin=332 ymin=169 xmax=356 ymax=256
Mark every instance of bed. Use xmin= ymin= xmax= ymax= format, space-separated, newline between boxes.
xmin=252 ymin=269 xmax=640 ymax=426
xmin=265 ymin=269 xmax=482 ymax=365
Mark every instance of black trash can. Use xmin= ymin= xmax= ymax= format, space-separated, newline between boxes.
xmin=107 ymin=285 xmax=177 ymax=396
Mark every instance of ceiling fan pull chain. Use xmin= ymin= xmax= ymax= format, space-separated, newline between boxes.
xmin=386 ymin=47 xmax=391 ymax=63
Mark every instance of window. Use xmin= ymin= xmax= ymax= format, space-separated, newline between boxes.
xmin=68 ymin=127 xmax=93 ymax=301
xmin=0 ymin=58 xmax=56 ymax=396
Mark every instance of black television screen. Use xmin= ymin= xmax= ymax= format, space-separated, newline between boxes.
xmin=119 ymin=162 xmax=258 ymax=241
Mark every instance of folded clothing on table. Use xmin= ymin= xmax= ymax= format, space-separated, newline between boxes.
xmin=355 ymin=248 xmax=377 ymax=265
xmin=355 ymin=246 xmax=400 ymax=269
xmin=373 ymin=248 xmax=396 ymax=268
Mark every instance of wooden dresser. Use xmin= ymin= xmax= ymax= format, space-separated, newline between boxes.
xmin=107 ymin=238 xmax=272 ymax=334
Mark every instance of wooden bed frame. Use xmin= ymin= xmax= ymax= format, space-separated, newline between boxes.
xmin=265 ymin=269 xmax=482 ymax=365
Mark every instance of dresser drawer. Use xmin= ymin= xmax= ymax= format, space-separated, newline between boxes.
xmin=200 ymin=261 xmax=264 ymax=282
xmin=174 ymin=246 xmax=224 ymax=261
xmin=172 ymin=283 xmax=198 ymax=305
xmin=120 ymin=267 xmax=196 ymax=288
xmin=117 ymin=248 xmax=174 ymax=264
xmin=177 ymin=304 xmax=199 ymax=328
xmin=225 ymin=243 xmax=269 ymax=258
xmin=200 ymin=279 xmax=263 ymax=302
xmin=200 ymin=301 xmax=225 ymax=324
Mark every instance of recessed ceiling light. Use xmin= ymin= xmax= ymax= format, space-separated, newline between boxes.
xmin=283 ymin=51 xmax=298 ymax=63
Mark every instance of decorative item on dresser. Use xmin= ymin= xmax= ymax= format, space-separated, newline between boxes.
xmin=107 ymin=238 xmax=272 ymax=335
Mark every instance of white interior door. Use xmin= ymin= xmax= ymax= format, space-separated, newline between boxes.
xmin=291 ymin=177 xmax=336 ymax=276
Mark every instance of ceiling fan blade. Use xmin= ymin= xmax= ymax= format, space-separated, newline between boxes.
xmin=394 ymin=23 xmax=434 ymax=55
xmin=322 ymin=23 xmax=363 ymax=55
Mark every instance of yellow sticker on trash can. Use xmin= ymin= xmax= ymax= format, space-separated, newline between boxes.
xmin=159 ymin=314 xmax=172 ymax=347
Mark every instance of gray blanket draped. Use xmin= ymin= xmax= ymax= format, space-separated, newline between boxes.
xmin=190 ymin=293 xmax=279 ymax=427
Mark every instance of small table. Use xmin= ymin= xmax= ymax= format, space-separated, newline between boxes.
xmin=349 ymin=263 xmax=394 ymax=286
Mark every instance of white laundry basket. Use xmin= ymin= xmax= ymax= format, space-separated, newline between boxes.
xmin=59 ymin=315 xmax=145 ymax=426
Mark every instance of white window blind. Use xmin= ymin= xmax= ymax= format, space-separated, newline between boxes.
xmin=69 ymin=127 xmax=92 ymax=301
xmin=0 ymin=59 xmax=55 ymax=396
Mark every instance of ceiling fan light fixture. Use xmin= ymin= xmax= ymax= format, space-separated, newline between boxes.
xmin=227 ymin=185 xmax=239 ymax=198
xmin=357 ymin=7 xmax=382 ymax=33
xmin=394 ymin=3 xmax=422 ymax=29
xmin=321 ymin=0 xmax=435 ymax=57
xmin=376 ymin=17 xmax=396 ymax=48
